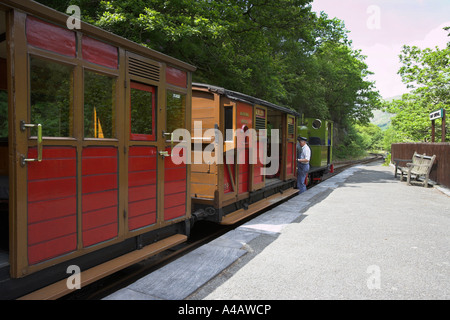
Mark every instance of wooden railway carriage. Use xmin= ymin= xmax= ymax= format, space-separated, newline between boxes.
xmin=190 ymin=83 xmax=300 ymax=225
xmin=0 ymin=0 xmax=195 ymax=298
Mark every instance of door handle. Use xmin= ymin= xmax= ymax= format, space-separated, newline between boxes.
xmin=20 ymin=120 xmax=43 ymax=166
xmin=159 ymin=150 xmax=170 ymax=158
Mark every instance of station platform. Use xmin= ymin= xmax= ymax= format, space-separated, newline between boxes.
xmin=104 ymin=161 xmax=450 ymax=300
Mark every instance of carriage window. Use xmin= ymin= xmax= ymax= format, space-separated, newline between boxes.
xmin=224 ymin=106 xmax=233 ymax=141
xmin=30 ymin=57 xmax=73 ymax=137
xmin=84 ymin=70 xmax=116 ymax=138
xmin=166 ymin=91 xmax=185 ymax=133
xmin=130 ymin=81 xmax=155 ymax=140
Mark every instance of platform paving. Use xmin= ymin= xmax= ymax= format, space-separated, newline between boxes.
xmin=104 ymin=161 xmax=450 ymax=300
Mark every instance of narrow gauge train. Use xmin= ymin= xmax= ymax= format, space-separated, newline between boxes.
xmin=298 ymin=117 xmax=334 ymax=186
xmin=0 ymin=0 xmax=332 ymax=299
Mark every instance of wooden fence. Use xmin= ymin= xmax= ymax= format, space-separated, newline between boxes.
xmin=391 ymin=143 xmax=450 ymax=188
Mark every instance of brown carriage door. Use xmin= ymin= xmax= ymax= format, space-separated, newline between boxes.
xmin=82 ymin=69 xmax=119 ymax=248
xmin=128 ymin=82 xmax=157 ymax=231
xmin=236 ymin=102 xmax=253 ymax=194
xmin=17 ymin=16 xmax=92 ymax=274
xmin=252 ymin=106 xmax=266 ymax=191
xmin=223 ymin=105 xmax=236 ymax=195
xmin=285 ymin=114 xmax=296 ymax=180
xmin=26 ymin=56 xmax=78 ymax=265
xmin=164 ymin=91 xmax=187 ymax=221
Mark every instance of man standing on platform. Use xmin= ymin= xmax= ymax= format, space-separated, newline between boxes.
xmin=297 ymin=136 xmax=311 ymax=193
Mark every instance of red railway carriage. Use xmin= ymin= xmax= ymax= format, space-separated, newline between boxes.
xmin=190 ymin=84 xmax=300 ymax=225
xmin=0 ymin=0 xmax=195 ymax=299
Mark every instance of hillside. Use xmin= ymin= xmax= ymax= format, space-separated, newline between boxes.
xmin=370 ymin=109 xmax=394 ymax=130
xmin=369 ymin=95 xmax=402 ymax=130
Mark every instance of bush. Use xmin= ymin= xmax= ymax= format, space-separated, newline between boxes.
xmin=334 ymin=123 xmax=385 ymax=160
xmin=334 ymin=125 xmax=368 ymax=160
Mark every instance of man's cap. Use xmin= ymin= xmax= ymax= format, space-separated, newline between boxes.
xmin=297 ymin=136 xmax=307 ymax=141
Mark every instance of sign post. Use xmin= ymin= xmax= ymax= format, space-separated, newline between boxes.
xmin=429 ymin=109 xmax=446 ymax=142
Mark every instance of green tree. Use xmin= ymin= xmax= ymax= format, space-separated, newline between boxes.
xmin=386 ymin=30 xmax=450 ymax=142
xmin=333 ymin=124 xmax=367 ymax=159
xmin=355 ymin=123 xmax=384 ymax=151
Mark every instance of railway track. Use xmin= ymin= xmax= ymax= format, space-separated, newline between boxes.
xmin=53 ymin=154 xmax=384 ymax=300
xmin=322 ymin=154 xmax=384 ymax=180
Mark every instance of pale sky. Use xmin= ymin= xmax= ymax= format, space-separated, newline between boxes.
xmin=311 ymin=0 xmax=450 ymax=99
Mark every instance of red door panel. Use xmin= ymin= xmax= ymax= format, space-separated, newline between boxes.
xmin=286 ymin=142 xmax=294 ymax=176
xmin=238 ymin=148 xmax=249 ymax=194
xmin=164 ymin=146 xmax=186 ymax=221
xmin=27 ymin=147 xmax=77 ymax=265
xmin=236 ymin=102 xmax=253 ymax=194
xmin=128 ymin=146 xmax=157 ymax=231
xmin=82 ymin=147 xmax=118 ymax=247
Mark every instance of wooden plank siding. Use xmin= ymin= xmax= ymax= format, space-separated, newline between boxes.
xmin=191 ymin=88 xmax=220 ymax=201
xmin=191 ymin=90 xmax=218 ymax=140
xmin=190 ymin=84 xmax=300 ymax=211
xmin=391 ymin=143 xmax=450 ymax=188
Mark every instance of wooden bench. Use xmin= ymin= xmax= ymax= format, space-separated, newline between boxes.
xmin=394 ymin=152 xmax=436 ymax=188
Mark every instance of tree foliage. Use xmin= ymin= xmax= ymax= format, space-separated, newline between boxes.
xmin=386 ymin=32 xmax=450 ymax=142
xmin=333 ymin=124 xmax=380 ymax=160
xmin=37 ymin=0 xmax=381 ymax=138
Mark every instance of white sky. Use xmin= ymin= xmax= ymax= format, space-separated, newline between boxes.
xmin=310 ymin=0 xmax=450 ymax=99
